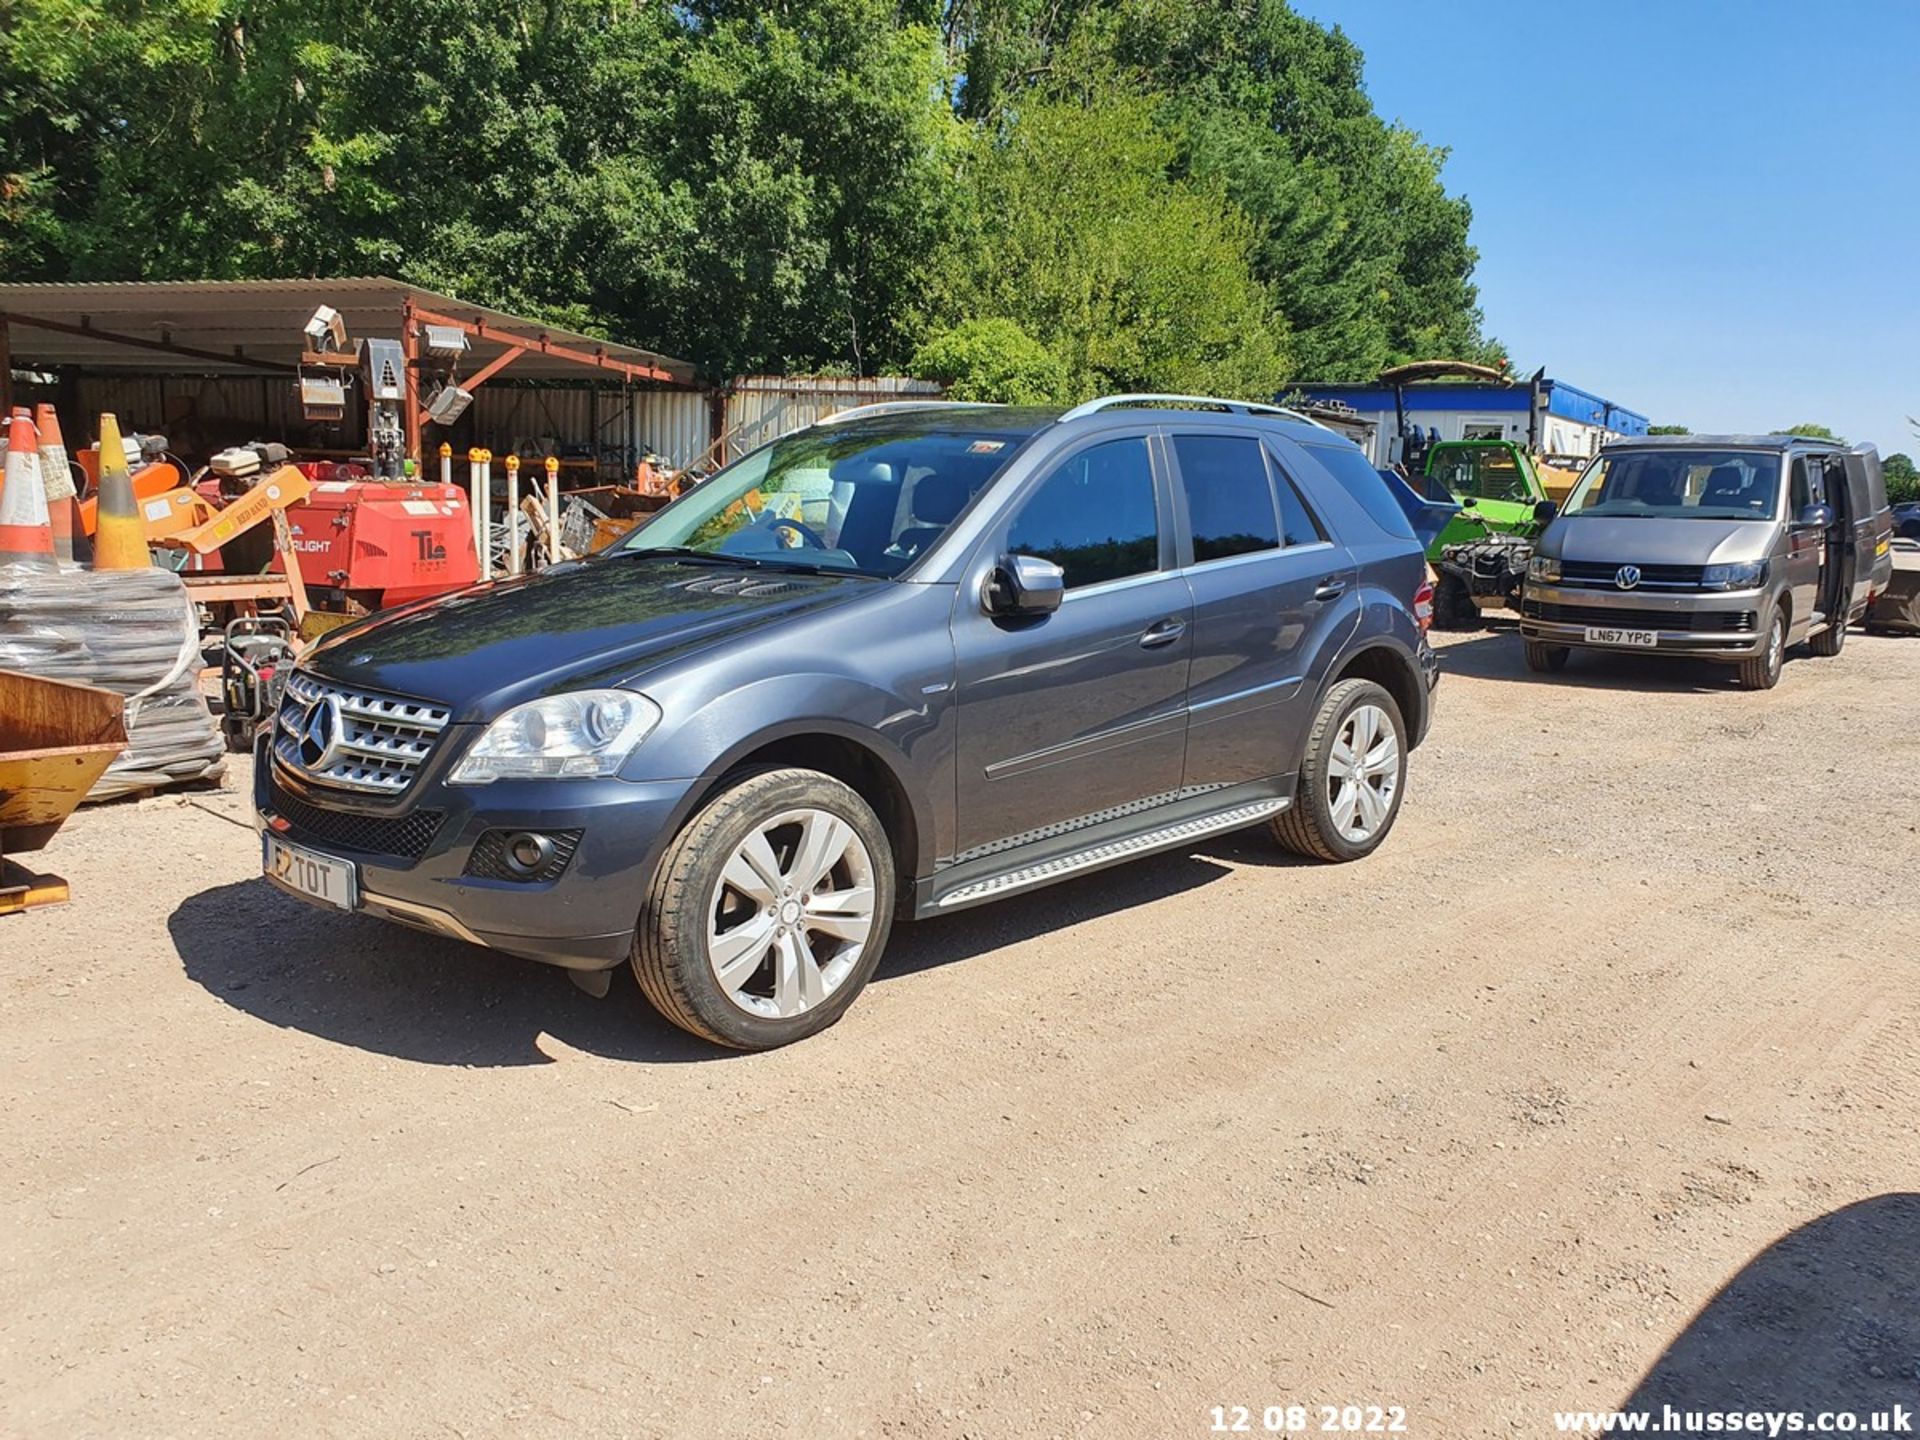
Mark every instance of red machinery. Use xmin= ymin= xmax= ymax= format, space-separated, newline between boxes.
xmin=277 ymin=466 xmax=480 ymax=611
xmin=184 ymin=458 xmax=480 ymax=613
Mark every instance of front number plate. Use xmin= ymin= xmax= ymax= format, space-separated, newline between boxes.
xmin=1583 ymin=626 xmax=1658 ymax=648
xmin=263 ymin=835 xmax=358 ymax=911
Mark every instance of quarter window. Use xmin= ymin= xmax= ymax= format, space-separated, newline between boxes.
xmin=1172 ymin=435 xmax=1280 ymax=562
xmin=1005 ymin=437 xmax=1159 ymax=590
xmin=1273 ymin=467 xmax=1326 ymax=549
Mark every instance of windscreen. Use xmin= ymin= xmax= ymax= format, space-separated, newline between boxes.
xmin=613 ymin=425 xmax=1027 ymax=576
xmin=1563 ymin=450 xmax=1781 ymax=521
xmin=1429 ymin=446 xmax=1533 ymax=503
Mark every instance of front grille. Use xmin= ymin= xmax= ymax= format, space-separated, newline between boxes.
xmin=464 ymin=828 xmax=583 ymax=883
xmin=1559 ymin=561 xmax=1708 ymax=590
xmin=274 ymin=669 xmax=452 ymax=795
xmin=267 ymin=770 xmax=444 ymax=858
xmin=1523 ymin=598 xmax=1757 ymax=633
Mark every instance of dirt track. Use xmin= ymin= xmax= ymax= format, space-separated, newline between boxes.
xmin=5 ymin=629 xmax=1918 ymax=1438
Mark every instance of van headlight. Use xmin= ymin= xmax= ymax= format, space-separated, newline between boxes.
xmin=1700 ymin=560 xmax=1767 ymax=590
xmin=1526 ymin=554 xmax=1561 ymax=583
xmin=450 ymin=690 xmax=660 ymax=783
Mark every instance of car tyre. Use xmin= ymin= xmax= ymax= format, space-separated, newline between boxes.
xmin=633 ymin=767 xmax=895 ymax=1050
xmin=1270 ymin=678 xmax=1407 ymax=863
xmin=1431 ymin=572 xmax=1480 ymax=631
xmin=1737 ymin=603 xmax=1788 ymax=690
xmin=1523 ymin=640 xmax=1570 ymax=673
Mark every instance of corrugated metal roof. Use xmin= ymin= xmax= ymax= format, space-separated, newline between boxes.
xmin=0 ymin=276 xmax=699 ymax=386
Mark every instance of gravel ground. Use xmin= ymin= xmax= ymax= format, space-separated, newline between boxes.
xmin=4 ymin=628 xmax=1918 ymax=1438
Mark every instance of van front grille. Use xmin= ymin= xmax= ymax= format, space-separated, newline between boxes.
xmin=1558 ymin=561 xmax=1709 ymax=590
xmin=1523 ymin=599 xmax=1758 ymax=633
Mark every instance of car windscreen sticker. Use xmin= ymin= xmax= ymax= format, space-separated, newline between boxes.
xmin=967 ymin=440 xmax=1006 ymax=454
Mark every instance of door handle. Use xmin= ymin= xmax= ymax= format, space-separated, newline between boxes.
xmin=1312 ymin=579 xmax=1347 ymax=601
xmin=1139 ymin=618 xmax=1187 ymax=648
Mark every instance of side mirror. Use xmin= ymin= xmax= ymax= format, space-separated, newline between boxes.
xmin=983 ymin=554 xmax=1065 ymax=618
xmin=1533 ymin=499 xmax=1559 ymax=523
xmin=1459 ymin=495 xmax=1478 ymax=509
xmin=1796 ymin=503 xmax=1834 ymax=528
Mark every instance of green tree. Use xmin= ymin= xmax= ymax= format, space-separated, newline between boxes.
xmin=1882 ymin=452 xmax=1918 ymax=503
xmin=945 ymin=0 xmax=1500 ymax=376
xmin=1648 ymin=424 xmax=1691 ymax=435
xmin=3 ymin=0 xmax=1500 ymax=387
xmin=1784 ymin=423 xmax=1845 ymax=443
xmin=929 ymin=66 xmax=1287 ymax=401
xmin=911 ymin=318 xmax=1067 ymax=402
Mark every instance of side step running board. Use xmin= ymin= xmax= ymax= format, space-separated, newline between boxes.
xmin=934 ymin=797 xmax=1290 ymax=910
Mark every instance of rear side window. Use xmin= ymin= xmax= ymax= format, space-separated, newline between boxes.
xmin=1006 ymin=437 xmax=1159 ymax=589
xmin=1300 ymin=442 xmax=1418 ymax=540
xmin=1274 ymin=469 xmax=1325 ymax=549
xmin=1171 ymin=434 xmax=1280 ymax=562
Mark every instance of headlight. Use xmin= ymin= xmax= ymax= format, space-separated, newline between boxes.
xmin=1700 ymin=560 xmax=1767 ymax=590
xmin=450 ymin=690 xmax=660 ymax=784
xmin=1526 ymin=554 xmax=1561 ymax=583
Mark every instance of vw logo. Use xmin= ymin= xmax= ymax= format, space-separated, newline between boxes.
xmin=297 ymin=694 xmax=346 ymax=772
xmin=1615 ymin=564 xmax=1642 ymax=590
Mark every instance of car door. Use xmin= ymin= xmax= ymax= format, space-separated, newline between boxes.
xmin=1783 ymin=454 xmax=1825 ymax=630
xmin=1166 ymin=430 xmax=1357 ymax=791
xmin=949 ymin=432 xmax=1194 ymax=858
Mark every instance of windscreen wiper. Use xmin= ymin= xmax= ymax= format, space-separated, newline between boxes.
xmin=613 ymin=546 xmax=764 ymax=567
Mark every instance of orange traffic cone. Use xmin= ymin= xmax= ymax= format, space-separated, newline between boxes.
xmin=0 ymin=408 xmax=58 ymax=570
xmin=91 ymin=411 xmax=150 ymax=571
xmin=34 ymin=403 xmax=80 ymax=564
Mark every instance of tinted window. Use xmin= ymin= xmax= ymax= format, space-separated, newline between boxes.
xmin=1790 ymin=457 xmax=1815 ymax=512
xmin=1301 ymin=442 xmax=1417 ymax=540
xmin=1172 ymin=434 xmax=1280 ymax=562
xmin=1274 ymin=469 xmax=1325 ymax=549
xmin=1006 ymin=437 xmax=1159 ymax=589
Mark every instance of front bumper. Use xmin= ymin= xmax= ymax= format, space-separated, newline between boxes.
xmin=1517 ymin=583 xmax=1769 ymax=659
xmin=254 ymin=733 xmax=697 ymax=971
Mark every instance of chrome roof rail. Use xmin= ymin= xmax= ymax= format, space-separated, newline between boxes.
xmin=816 ymin=400 xmax=1002 ymax=426
xmin=1057 ymin=393 xmax=1298 ymax=423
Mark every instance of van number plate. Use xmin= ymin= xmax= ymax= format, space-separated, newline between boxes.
xmin=263 ymin=835 xmax=357 ymax=911
xmin=1583 ymin=626 xmax=1658 ymax=648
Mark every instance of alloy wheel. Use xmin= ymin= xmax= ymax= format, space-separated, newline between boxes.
xmin=1327 ymin=703 xmax=1400 ymax=842
xmin=706 ymin=808 xmax=877 ymax=1019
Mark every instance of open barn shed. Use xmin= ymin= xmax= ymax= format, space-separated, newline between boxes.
xmin=0 ymin=277 xmax=715 ymax=476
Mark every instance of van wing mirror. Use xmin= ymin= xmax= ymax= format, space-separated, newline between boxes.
xmin=984 ymin=554 xmax=1065 ymax=617
xmin=1796 ymin=503 xmax=1834 ymax=528
xmin=1533 ymin=499 xmax=1559 ymax=523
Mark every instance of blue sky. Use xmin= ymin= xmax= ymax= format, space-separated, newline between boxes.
xmin=1298 ymin=0 xmax=1919 ymax=455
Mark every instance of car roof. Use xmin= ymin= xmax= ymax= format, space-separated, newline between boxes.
xmin=816 ymin=401 xmax=1347 ymax=448
xmin=1603 ymin=434 xmax=1846 ymax=453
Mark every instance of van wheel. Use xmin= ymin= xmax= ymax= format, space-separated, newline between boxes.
xmin=1271 ymin=678 xmax=1407 ymax=863
xmin=1737 ymin=604 xmax=1788 ymax=690
xmin=1523 ymin=640 xmax=1569 ymax=673
xmin=633 ymin=767 xmax=894 ymax=1050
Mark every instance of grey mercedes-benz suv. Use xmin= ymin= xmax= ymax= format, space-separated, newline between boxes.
xmin=259 ymin=396 xmax=1439 ymax=1049
xmin=1520 ymin=435 xmax=1895 ymax=689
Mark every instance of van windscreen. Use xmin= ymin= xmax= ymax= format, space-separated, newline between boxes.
xmin=1564 ymin=451 xmax=1781 ymax=521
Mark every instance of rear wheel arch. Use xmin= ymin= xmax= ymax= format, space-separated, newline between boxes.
xmin=1327 ymin=642 xmax=1426 ymax=750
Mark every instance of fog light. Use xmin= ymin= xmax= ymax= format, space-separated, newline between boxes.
xmin=505 ymin=832 xmax=556 ymax=875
